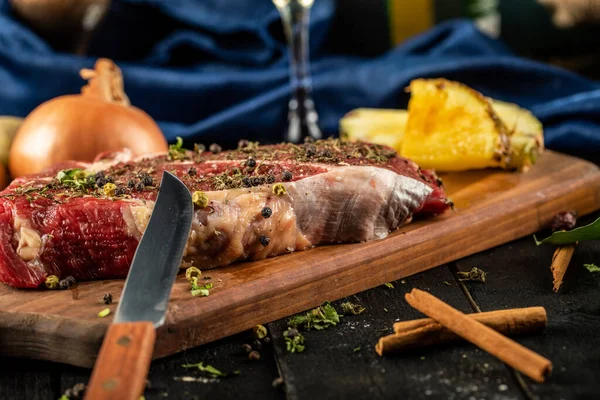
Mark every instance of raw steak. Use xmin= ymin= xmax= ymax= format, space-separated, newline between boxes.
xmin=0 ymin=139 xmax=451 ymax=288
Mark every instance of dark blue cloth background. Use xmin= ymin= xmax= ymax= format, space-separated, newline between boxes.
xmin=0 ymin=0 xmax=599 ymax=154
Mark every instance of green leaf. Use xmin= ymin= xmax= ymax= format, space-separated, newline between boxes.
xmin=190 ymin=282 xmax=213 ymax=297
xmin=534 ymin=216 xmax=600 ymax=245
xmin=584 ymin=263 xmax=600 ymax=273
xmin=286 ymin=302 xmax=340 ymax=331
xmin=168 ymin=136 xmax=187 ymax=160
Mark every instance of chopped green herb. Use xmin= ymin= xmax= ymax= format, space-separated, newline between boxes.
xmin=443 ymin=281 xmax=451 ymax=286
xmin=457 ymin=267 xmax=486 ymax=283
xmin=56 ymin=168 xmax=94 ymax=190
xmin=98 ymin=308 xmax=111 ymax=318
xmin=383 ymin=308 xmax=388 ymax=312
xmin=287 ymin=302 xmax=340 ymax=331
xmin=181 ymin=362 xmax=240 ymax=378
xmin=353 ymin=346 xmax=361 ymax=353
xmin=191 ymin=282 xmax=213 ymax=297
xmin=58 ymin=396 xmax=69 ymax=400
xmin=284 ymin=329 xmax=305 ymax=353
xmin=420 ymin=356 xmax=426 ymax=360
xmin=535 ymin=215 xmax=600 ymax=245
xmin=168 ymin=136 xmax=187 ymax=160
xmin=340 ymin=302 xmax=366 ymax=315
xmin=384 ymin=282 xmax=394 ymax=289
xmin=584 ymin=263 xmax=600 ymax=273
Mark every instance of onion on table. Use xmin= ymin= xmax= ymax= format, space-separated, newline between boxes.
xmin=9 ymin=58 xmax=167 ymax=178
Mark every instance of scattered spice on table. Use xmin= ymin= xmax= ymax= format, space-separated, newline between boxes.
xmin=103 ymin=293 xmax=113 ymax=305
xmin=181 ymin=362 xmax=240 ymax=378
xmin=353 ymin=346 xmax=362 ymax=353
xmin=457 ymin=267 xmax=487 ymax=282
xmin=59 ymin=382 xmax=86 ymax=400
xmin=340 ymin=301 xmax=365 ymax=315
xmin=97 ymin=308 xmax=111 ymax=318
xmin=542 ymin=210 xmax=579 ymax=292
xmin=248 ymin=350 xmax=260 ymax=361
xmin=383 ymin=282 xmax=394 ymax=289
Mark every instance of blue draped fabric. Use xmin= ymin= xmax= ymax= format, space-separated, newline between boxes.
xmin=0 ymin=0 xmax=599 ymax=154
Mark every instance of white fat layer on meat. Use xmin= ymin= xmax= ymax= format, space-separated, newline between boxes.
xmin=286 ymin=166 xmax=432 ymax=243
xmin=121 ymin=200 xmax=155 ymax=240
xmin=13 ymin=215 xmax=43 ymax=262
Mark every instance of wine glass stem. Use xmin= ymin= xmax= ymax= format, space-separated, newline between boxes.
xmin=278 ymin=2 xmax=322 ymax=143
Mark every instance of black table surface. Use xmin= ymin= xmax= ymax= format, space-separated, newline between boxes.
xmin=2 ymin=185 xmax=600 ymax=400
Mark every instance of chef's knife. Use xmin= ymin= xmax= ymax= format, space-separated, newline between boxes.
xmin=85 ymin=171 xmax=193 ymax=400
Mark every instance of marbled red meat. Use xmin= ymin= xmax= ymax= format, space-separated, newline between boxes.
xmin=0 ymin=139 xmax=451 ymax=288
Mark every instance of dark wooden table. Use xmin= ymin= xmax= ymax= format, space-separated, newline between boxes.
xmin=2 ymin=201 xmax=600 ymax=400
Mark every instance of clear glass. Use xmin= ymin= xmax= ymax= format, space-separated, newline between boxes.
xmin=274 ymin=0 xmax=323 ymax=143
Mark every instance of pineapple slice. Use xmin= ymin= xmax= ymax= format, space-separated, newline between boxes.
xmin=339 ymin=80 xmax=544 ymax=172
xmin=340 ymin=108 xmax=407 ymax=151
xmin=492 ymin=100 xmax=544 ymax=172
xmin=400 ymin=78 xmax=511 ymax=172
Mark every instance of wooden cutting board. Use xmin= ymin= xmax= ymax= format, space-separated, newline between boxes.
xmin=1 ymin=150 xmax=599 ymax=368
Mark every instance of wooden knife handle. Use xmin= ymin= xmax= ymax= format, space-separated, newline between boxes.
xmin=85 ymin=321 xmax=155 ymax=400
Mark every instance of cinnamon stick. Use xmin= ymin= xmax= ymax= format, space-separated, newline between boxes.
xmin=551 ymin=244 xmax=576 ymax=292
xmin=404 ymin=289 xmax=552 ymax=383
xmin=376 ymin=307 xmax=546 ymax=356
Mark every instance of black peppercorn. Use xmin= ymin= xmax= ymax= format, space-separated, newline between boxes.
xmin=103 ymin=293 xmax=113 ymax=305
xmin=253 ymin=339 xmax=263 ymax=350
xmin=284 ymin=328 xmax=300 ymax=338
xmin=105 ymin=176 xmax=114 ymax=184
xmin=187 ymin=167 xmax=197 ymax=176
xmin=266 ymin=175 xmax=275 ymax=184
xmin=246 ymin=158 xmax=256 ymax=168
xmin=261 ymin=207 xmax=272 ymax=218
xmin=242 ymin=177 xmax=252 ymax=187
xmin=242 ymin=343 xmax=253 ymax=353
xmin=251 ymin=177 xmax=264 ymax=187
xmin=248 ymin=350 xmax=260 ymax=361
xmin=320 ymin=150 xmax=332 ymax=158
xmin=94 ymin=171 xmax=105 ymax=181
xmin=209 ymin=143 xmax=222 ymax=154
xmin=141 ymin=175 xmax=153 ymax=186
xmin=282 ymin=170 xmax=293 ymax=181
xmin=127 ymin=180 xmax=136 ymax=188
xmin=114 ymin=186 xmax=127 ymax=196
xmin=262 ymin=336 xmax=271 ymax=344
xmin=305 ymin=145 xmax=316 ymax=157
xmin=260 ymin=235 xmax=270 ymax=246
xmin=59 ymin=275 xmax=76 ymax=290
xmin=95 ymin=177 xmax=107 ymax=188
xmin=135 ymin=182 xmax=145 ymax=192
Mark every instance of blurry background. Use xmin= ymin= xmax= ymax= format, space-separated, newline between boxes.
xmin=1 ymin=0 xmax=600 ymax=154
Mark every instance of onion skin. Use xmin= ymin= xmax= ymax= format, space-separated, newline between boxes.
xmin=9 ymin=59 xmax=168 ymax=178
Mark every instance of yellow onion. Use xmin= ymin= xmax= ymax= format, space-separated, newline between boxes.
xmin=9 ymin=58 xmax=167 ymax=178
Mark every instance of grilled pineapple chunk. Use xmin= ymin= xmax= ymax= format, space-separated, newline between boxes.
xmin=492 ymin=100 xmax=544 ymax=171
xmin=400 ymin=78 xmax=510 ymax=171
xmin=339 ymin=79 xmax=544 ymax=172
xmin=339 ymin=108 xmax=407 ymax=151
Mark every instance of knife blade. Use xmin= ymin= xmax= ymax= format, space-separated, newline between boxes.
xmin=85 ymin=171 xmax=193 ymax=400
